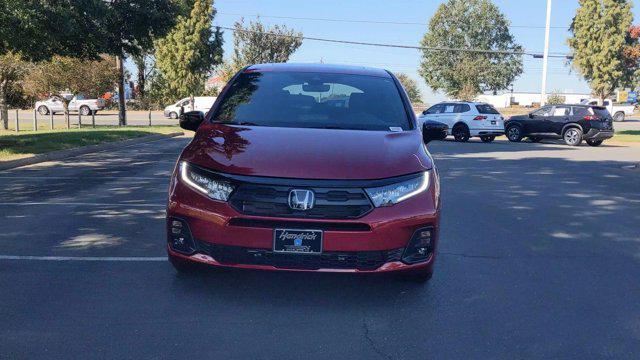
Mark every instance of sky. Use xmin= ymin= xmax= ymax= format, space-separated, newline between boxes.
xmin=131 ymin=0 xmax=640 ymax=104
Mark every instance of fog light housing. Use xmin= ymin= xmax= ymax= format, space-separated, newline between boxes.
xmin=402 ymin=227 xmax=434 ymax=264
xmin=167 ymin=217 xmax=196 ymax=254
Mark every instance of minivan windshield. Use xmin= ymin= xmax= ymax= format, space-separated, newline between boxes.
xmin=212 ymin=71 xmax=411 ymax=131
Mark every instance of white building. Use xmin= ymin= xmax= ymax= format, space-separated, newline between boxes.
xmin=476 ymin=92 xmax=592 ymax=108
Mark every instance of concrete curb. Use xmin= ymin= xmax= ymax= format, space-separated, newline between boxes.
xmin=0 ymin=132 xmax=184 ymax=171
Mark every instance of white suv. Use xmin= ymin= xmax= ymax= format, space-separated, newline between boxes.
xmin=418 ymin=101 xmax=505 ymax=142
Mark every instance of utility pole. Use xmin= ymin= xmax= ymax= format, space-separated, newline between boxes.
xmin=540 ymin=0 xmax=552 ymax=106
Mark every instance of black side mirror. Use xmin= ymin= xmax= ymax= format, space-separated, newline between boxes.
xmin=422 ymin=120 xmax=448 ymax=144
xmin=422 ymin=110 xmax=428 ymax=115
xmin=179 ymin=111 xmax=204 ymax=131
xmin=528 ymin=113 xmax=534 ymax=118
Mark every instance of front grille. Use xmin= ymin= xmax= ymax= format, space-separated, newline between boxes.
xmin=196 ymin=240 xmax=403 ymax=271
xmin=229 ymin=184 xmax=373 ymax=219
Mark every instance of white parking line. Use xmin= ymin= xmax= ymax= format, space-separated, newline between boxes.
xmin=0 ymin=176 xmax=168 ymax=180
xmin=0 ymin=255 xmax=166 ymax=261
xmin=0 ymin=202 xmax=165 ymax=207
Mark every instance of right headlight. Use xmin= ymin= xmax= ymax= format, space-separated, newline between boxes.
xmin=365 ymin=171 xmax=430 ymax=207
xmin=179 ymin=161 xmax=236 ymax=201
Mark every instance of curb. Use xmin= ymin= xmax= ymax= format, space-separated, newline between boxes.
xmin=0 ymin=132 xmax=184 ymax=171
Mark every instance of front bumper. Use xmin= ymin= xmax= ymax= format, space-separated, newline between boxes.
xmin=583 ymin=129 xmax=614 ymax=141
xmin=166 ymin=176 xmax=440 ymax=273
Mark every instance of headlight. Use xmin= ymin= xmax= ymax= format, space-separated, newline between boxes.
xmin=179 ymin=162 xmax=235 ymax=201
xmin=365 ymin=171 xmax=430 ymax=207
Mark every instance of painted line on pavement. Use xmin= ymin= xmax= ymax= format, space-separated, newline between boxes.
xmin=0 ymin=202 xmax=165 ymax=208
xmin=0 ymin=255 xmax=166 ymax=261
xmin=0 ymin=176 xmax=168 ymax=180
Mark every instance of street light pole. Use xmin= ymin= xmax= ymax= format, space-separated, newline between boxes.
xmin=540 ymin=0 xmax=552 ymax=106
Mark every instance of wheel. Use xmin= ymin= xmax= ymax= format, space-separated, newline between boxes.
xmin=480 ymin=135 xmax=495 ymax=143
xmin=169 ymin=111 xmax=178 ymax=119
xmin=613 ymin=112 xmax=625 ymax=122
xmin=563 ymin=127 xmax=583 ymax=146
xmin=79 ymin=106 xmax=91 ymax=116
xmin=586 ymin=139 xmax=604 ymax=147
xmin=528 ymin=136 xmax=542 ymax=143
xmin=399 ymin=269 xmax=433 ymax=283
xmin=452 ymin=124 xmax=470 ymax=142
xmin=169 ymin=253 xmax=200 ymax=274
xmin=506 ymin=125 xmax=523 ymax=142
xmin=37 ymin=105 xmax=49 ymax=115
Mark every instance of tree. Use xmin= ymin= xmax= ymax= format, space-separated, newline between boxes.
xmin=546 ymin=91 xmax=566 ymax=105
xmin=217 ymin=18 xmax=303 ymax=82
xmin=24 ymin=56 xmax=118 ymax=129
xmin=623 ymin=25 xmax=640 ymax=87
xmin=418 ymin=0 xmax=523 ymax=101
xmin=569 ymin=0 xmax=634 ymax=104
xmin=154 ymin=0 xmax=224 ymax=105
xmin=0 ymin=53 xmax=31 ymax=129
xmin=395 ymin=73 xmax=423 ymax=103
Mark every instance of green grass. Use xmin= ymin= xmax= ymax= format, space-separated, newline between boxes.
xmin=613 ymin=130 xmax=640 ymax=143
xmin=0 ymin=126 xmax=181 ymax=161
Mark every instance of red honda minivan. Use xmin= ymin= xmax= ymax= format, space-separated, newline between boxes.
xmin=167 ymin=63 xmax=445 ymax=282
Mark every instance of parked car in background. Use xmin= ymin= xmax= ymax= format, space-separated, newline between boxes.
xmin=580 ymin=98 xmax=634 ymax=122
xmin=505 ymin=104 xmax=614 ymax=146
xmin=164 ymin=96 xmax=216 ymax=119
xmin=418 ymin=101 xmax=505 ymax=142
xmin=35 ymin=94 xmax=106 ymax=116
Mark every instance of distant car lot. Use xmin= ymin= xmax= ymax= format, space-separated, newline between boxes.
xmin=0 ymin=136 xmax=639 ymax=358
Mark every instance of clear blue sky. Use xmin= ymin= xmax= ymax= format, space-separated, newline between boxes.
xmin=132 ymin=0 xmax=639 ymax=104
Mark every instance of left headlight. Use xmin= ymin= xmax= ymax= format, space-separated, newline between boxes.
xmin=365 ymin=171 xmax=430 ymax=207
xmin=179 ymin=161 xmax=235 ymax=201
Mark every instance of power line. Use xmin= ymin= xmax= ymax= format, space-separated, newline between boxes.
xmin=217 ymin=12 xmax=567 ymax=30
xmin=215 ymin=25 xmax=573 ymax=58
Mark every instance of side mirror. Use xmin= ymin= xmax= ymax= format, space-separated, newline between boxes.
xmin=422 ymin=110 xmax=428 ymax=115
xmin=179 ymin=111 xmax=204 ymax=131
xmin=422 ymin=120 xmax=448 ymax=144
xmin=528 ymin=113 xmax=534 ymax=118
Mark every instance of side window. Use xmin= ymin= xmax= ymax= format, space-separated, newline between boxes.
xmin=553 ymin=106 xmax=570 ymax=116
xmin=425 ymin=104 xmax=443 ymax=114
xmin=572 ymin=107 xmax=590 ymax=117
xmin=532 ymin=106 xmax=553 ymax=117
xmin=603 ymin=101 xmax=610 ymax=106
xmin=443 ymin=104 xmax=455 ymax=113
xmin=454 ymin=104 xmax=470 ymax=113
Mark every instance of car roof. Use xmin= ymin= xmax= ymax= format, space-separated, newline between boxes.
xmin=245 ymin=63 xmax=392 ymax=78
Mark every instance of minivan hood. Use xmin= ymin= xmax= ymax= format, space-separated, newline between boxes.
xmin=181 ymin=123 xmax=431 ymax=179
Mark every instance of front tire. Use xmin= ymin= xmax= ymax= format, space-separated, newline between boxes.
xmin=613 ymin=112 xmax=625 ymax=122
xmin=563 ymin=127 xmax=583 ymax=146
xmin=586 ymin=139 xmax=604 ymax=147
xmin=79 ymin=106 xmax=91 ymax=116
xmin=506 ymin=125 xmax=523 ymax=142
xmin=480 ymin=135 xmax=495 ymax=143
xmin=169 ymin=112 xmax=178 ymax=120
xmin=37 ymin=105 xmax=49 ymax=115
xmin=452 ymin=124 xmax=470 ymax=142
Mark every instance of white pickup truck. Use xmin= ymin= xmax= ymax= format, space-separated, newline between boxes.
xmin=36 ymin=94 xmax=106 ymax=116
xmin=580 ymin=98 xmax=635 ymax=122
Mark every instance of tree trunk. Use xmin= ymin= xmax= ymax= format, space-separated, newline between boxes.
xmin=62 ymin=100 xmax=70 ymax=129
xmin=0 ymin=86 xmax=8 ymax=130
xmin=116 ymin=55 xmax=127 ymax=126
xmin=135 ymin=56 xmax=146 ymax=99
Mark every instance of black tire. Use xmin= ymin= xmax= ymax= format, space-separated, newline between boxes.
xmin=563 ymin=127 xmax=583 ymax=146
xmin=169 ymin=112 xmax=178 ymax=120
xmin=169 ymin=253 xmax=200 ymax=274
xmin=586 ymin=139 xmax=604 ymax=147
xmin=613 ymin=112 xmax=625 ymax=122
xmin=506 ymin=124 xmax=523 ymax=142
xmin=452 ymin=123 xmax=470 ymax=142
xmin=480 ymin=135 xmax=495 ymax=143
xmin=37 ymin=105 xmax=49 ymax=115
xmin=528 ymin=136 xmax=542 ymax=143
xmin=79 ymin=106 xmax=91 ymax=116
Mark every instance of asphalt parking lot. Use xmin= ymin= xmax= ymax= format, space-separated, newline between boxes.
xmin=1 ymin=136 xmax=639 ymax=359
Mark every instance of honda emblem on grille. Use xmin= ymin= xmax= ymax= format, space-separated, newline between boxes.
xmin=288 ymin=189 xmax=315 ymax=210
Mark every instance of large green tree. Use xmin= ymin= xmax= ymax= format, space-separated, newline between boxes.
xmin=569 ymin=0 xmax=634 ymax=103
xmin=418 ymin=0 xmax=523 ymax=101
xmin=154 ymin=0 xmax=224 ymax=105
xmin=218 ymin=18 xmax=303 ymax=82
xmin=0 ymin=53 xmax=31 ymax=130
xmin=395 ymin=73 xmax=423 ymax=104
xmin=24 ymin=56 xmax=118 ymax=129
